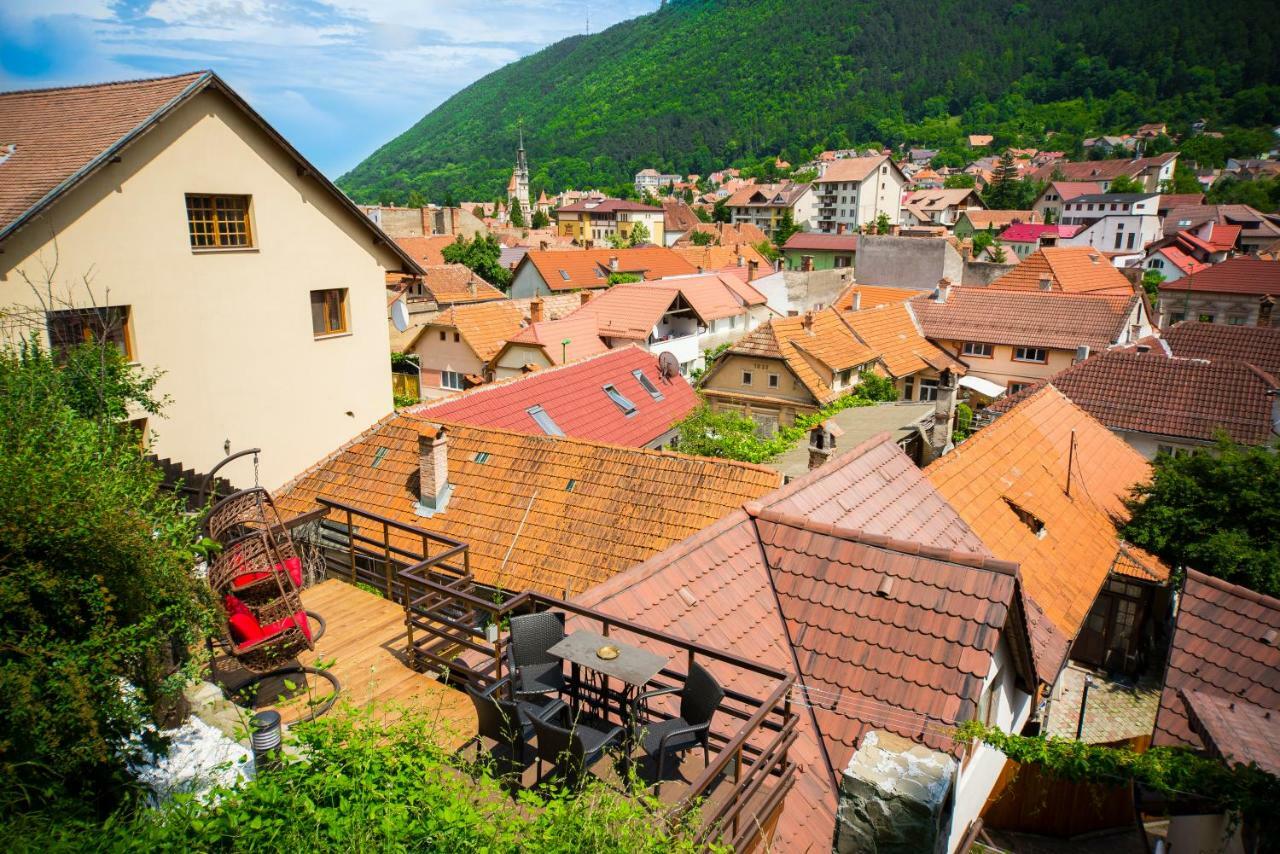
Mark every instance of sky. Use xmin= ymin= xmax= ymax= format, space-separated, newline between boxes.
xmin=0 ymin=0 xmax=656 ymax=177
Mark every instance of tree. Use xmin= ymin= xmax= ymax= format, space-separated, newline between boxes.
xmin=406 ymin=189 xmax=426 ymax=208
xmin=508 ymin=202 xmax=526 ymax=228
xmin=972 ymin=227 xmax=996 ymax=253
xmin=441 ymin=234 xmax=511 ymax=289
xmin=1107 ymin=174 xmax=1145 ymax=193
xmin=607 ymin=272 xmax=642 ymax=284
xmin=711 ymin=198 xmax=731 ymax=223
xmin=990 ymin=241 xmax=1007 ymax=263
xmin=1141 ymin=268 xmax=1164 ymax=305
xmin=471 ymin=205 xmax=485 ymax=219
xmin=627 ymin=221 xmax=651 ymax=247
xmin=983 ymin=150 xmax=1021 ymax=209
xmin=693 ymin=205 xmax=712 ymax=223
xmin=773 ymin=209 xmax=801 ymax=246
xmin=530 ymin=209 xmax=550 ymax=229
xmin=1122 ymin=436 xmax=1280 ymax=598
xmin=689 ymin=229 xmax=716 ymax=246
xmin=874 ymin=212 xmax=892 ymax=235
xmin=944 ymin=173 xmax=976 ymax=189
xmin=1161 ymin=163 xmax=1205 ymax=195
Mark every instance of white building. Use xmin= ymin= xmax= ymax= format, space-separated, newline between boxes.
xmin=812 ymin=154 xmax=906 ymax=233
xmin=633 ymin=168 xmax=681 ymax=196
xmin=1059 ymin=193 xmax=1162 ymax=262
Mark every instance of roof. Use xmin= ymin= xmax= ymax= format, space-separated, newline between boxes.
xmin=902 ymin=188 xmax=983 ymax=212
xmin=724 ymin=310 xmax=876 ymax=404
xmin=0 ymin=72 xmax=421 ymax=273
xmin=661 ymin=198 xmax=700 ymax=232
xmin=783 ymin=233 xmax=859 ymax=252
xmin=968 ymin=134 xmax=994 ymax=146
xmin=574 ymin=436 xmax=1034 ymax=852
xmin=1157 ymin=193 xmax=1206 ymax=211
xmin=673 ymin=222 xmax=769 ymax=247
xmin=1045 ymin=181 xmax=1103 ymax=201
xmin=670 ymin=243 xmax=772 ymax=272
xmin=407 ymin=300 xmax=524 ymax=361
xmin=843 ymin=302 xmax=966 ymax=379
xmin=502 ymin=313 xmax=608 ymax=365
xmin=1164 ymin=320 xmax=1280 ymax=378
xmin=518 ymin=247 xmax=698 ymax=291
xmin=1161 ymin=204 xmax=1280 ymax=240
xmin=911 ymin=288 xmax=1140 ymax=351
xmin=960 ymin=210 xmax=1036 ymax=231
xmin=1032 ymin=153 xmax=1176 ymax=183
xmin=1177 ymin=224 xmax=1240 ymax=255
xmin=726 ymin=181 xmax=812 ymax=209
xmin=416 ymin=264 xmax=506 ymax=304
xmin=1158 ymin=257 xmax=1280 ymax=297
xmin=833 ymin=284 xmax=925 ymax=312
xmin=989 ymin=247 xmax=1135 ymax=295
xmin=395 ymin=235 xmax=458 ymax=268
xmin=985 ymin=348 xmax=1279 ymax=445
xmin=275 ymin=416 xmax=780 ymax=598
xmin=926 ymin=386 xmax=1167 ymax=683
xmin=509 ymin=293 xmax=584 ymax=324
xmin=1149 ymin=245 xmax=1208 ymax=277
xmin=409 ymin=346 xmax=695 ymax=447
xmin=1152 ymin=570 xmax=1280 ymax=753
xmin=815 ymin=154 xmax=891 ymax=184
xmin=567 ymin=274 xmax=765 ymax=340
xmin=998 ymin=223 xmax=1080 ymax=243
xmin=555 ymin=198 xmax=662 ymax=214
xmin=1182 ymin=689 xmax=1280 ymax=776
xmin=1065 ymin=193 xmax=1158 ymax=204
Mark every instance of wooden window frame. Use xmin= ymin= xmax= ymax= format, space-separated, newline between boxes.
xmin=185 ymin=193 xmax=254 ymax=249
xmin=46 ymin=305 xmax=134 ymax=362
xmin=310 ymin=288 xmax=349 ymax=337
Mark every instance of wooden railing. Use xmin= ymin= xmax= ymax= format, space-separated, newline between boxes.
xmin=305 ymin=496 xmax=797 ymax=851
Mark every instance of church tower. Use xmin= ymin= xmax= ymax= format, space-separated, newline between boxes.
xmin=507 ymin=126 xmax=531 ymax=223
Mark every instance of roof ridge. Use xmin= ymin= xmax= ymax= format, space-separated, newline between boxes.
xmin=1186 ymin=568 xmax=1280 ymax=611
xmin=746 ymin=503 xmax=1019 ymax=576
xmin=0 ymin=70 xmax=210 ymax=98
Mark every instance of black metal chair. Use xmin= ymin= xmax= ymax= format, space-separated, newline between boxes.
xmin=507 ymin=611 xmax=566 ymax=698
xmin=632 ymin=660 xmax=725 ymax=782
xmin=530 ymin=710 xmax=623 ymax=786
xmin=463 ymin=677 xmax=565 ymax=768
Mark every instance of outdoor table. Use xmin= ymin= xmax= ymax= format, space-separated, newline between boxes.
xmin=548 ymin=630 xmax=669 ymax=754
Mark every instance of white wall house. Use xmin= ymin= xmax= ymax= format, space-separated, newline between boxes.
xmin=813 ymin=154 xmax=906 ymax=233
xmin=1059 ymin=193 xmax=1162 ymax=263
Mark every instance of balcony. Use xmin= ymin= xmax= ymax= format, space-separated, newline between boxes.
xmin=275 ymin=498 xmax=798 ymax=851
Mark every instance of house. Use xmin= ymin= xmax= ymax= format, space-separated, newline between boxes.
xmin=1160 ymin=204 xmax=1280 ymax=255
xmin=912 ymin=283 xmax=1152 ymax=394
xmin=0 ymin=71 xmax=423 ymax=489
xmin=1031 ymin=181 xmax=1102 ymax=223
xmin=812 ymin=154 xmax=907 ymax=233
xmin=563 ymin=273 xmax=771 ymax=375
xmin=410 ymin=346 xmax=695 ymax=449
xmin=489 ymin=310 xmax=608 ymax=378
xmin=553 ymin=198 xmax=665 ymax=246
xmin=968 ymin=134 xmax=995 ymax=148
xmin=1158 ymin=257 xmax=1280 ymax=327
xmin=573 ymin=433 xmax=1038 ymax=853
xmin=1155 ymin=193 xmax=1206 ymax=217
xmin=1057 ymin=193 xmax=1162 ymax=258
xmin=1135 ymin=122 xmax=1167 ymax=140
xmin=274 ymin=415 xmax=780 ymax=598
xmin=927 ymin=385 xmax=1171 ymax=685
xmin=1142 ymin=244 xmax=1208 ymax=283
xmin=900 ymin=188 xmax=985 ymax=227
xmin=841 ymin=300 xmax=968 ymax=403
xmin=397 ymin=300 xmax=524 ymax=398
xmin=727 ymin=181 xmax=818 ymax=238
xmin=672 ymin=220 xmax=769 ymax=248
xmin=996 ymin=224 xmax=1081 ymax=259
xmin=1163 ymin=320 xmax=1280 ymax=378
xmin=387 ymin=264 xmax=506 ymax=314
xmin=1149 ymin=570 xmax=1279 ymax=854
xmin=908 ymin=147 xmax=938 ymax=165
xmin=360 ymin=205 xmax=486 ymax=240
xmin=781 ymin=232 xmax=858 ymax=270
xmin=984 ymin=246 xmax=1139 ymax=296
xmin=1082 ymin=135 xmax=1136 ymax=157
xmin=670 ymin=242 xmax=772 ymax=276
xmin=633 ymin=168 xmax=681 ymax=196
xmin=953 ymin=210 xmax=1037 ymax=240
xmin=1031 ymin=153 xmax=1178 ymax=193
xmin=984 ymin=345 xmax=1280 ymax=457
xmin=660 ymin=198 xmax=700 ymax=245
xmin=508 ymin=247 xmax=697 ymax=298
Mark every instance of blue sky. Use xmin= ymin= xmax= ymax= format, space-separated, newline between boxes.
xmin=0 ymin=0 xmax=656 ymax=177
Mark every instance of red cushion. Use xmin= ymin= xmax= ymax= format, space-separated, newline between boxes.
xmin=281 ymin=557 xmax=303 ymax=588
xmin=231 ymin=556 xmax=304 ymax=591
xmin=223 ymin=594 xmax=252 ymax=617
xmin=228 ymin=612 xmax=264 ymax=645
xmin=260 ymin=610 xmax=312 ymax=642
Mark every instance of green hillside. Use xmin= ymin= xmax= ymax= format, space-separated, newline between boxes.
xmin=337 ymin=0 xmax=1280 ymax=204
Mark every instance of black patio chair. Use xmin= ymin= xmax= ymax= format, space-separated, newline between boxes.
xmin=507 ymin=611 xmax=566 ymax=699
xmin=530 ymin=710 xmax=623 ymax=786
xmin=632 ymin=660 xmax=724 ymax=782
xmin=463 ymin=677 xmax=565 ymax=767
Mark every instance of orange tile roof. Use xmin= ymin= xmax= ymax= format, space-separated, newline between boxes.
xmin=566 ymin=275 xmax=764 ymax=340
xmin=842 ymin=302 xmax=966 ymax=378
xmin=725 ymin=309 xmax=876 ymax=404
xmin=408 ymin=300 xmax=524 ymax=362
xmin=925 ymin=386 xmax=1167 ymax=682
xmin=275 ymin=417 xmax=781 ymax=596
xmin=670 ymin=243 xmax=771 ymax=272
xmin=833 ymin=284 xmax=925 ymax=311
xmin=989 ymin=247 xmax=1136 ymax=296
xmin=418 ymin=264 xmax=506 ymax=304
xmin=521 ymin=247 xmax=698 ymax=291
xmin=503 ymin=313 xmax=608 ymax=364
xmin=815 ymin=154 xmax=891 ymax=184
xmin=673 ymin=222 xmax=769 ymax=246
xmin=960 ymin=210 xmax=1037 ymax=230
xmin=394 ymin=235 xmax=458 ymax=267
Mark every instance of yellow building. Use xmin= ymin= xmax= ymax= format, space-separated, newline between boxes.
xmin=553 ymin=198 xmax=665 ymax=245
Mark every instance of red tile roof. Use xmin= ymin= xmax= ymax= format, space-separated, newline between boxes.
xmin=911 ymin=288 xmax=1141 ymax=351
xmin=1153 ymin=570 xmax=1280 ymax=752
xmin=723 ymin=310 xmax=877 ymax=404
xmin=1149 ymin=245 xmax=1208 ymax=277
xmin=519 ymin=248 xmax=698 ymax=291
xmin=661 ymin=198 xmax=700 ymax=232
xmin=832 ymin=284 xmax=924 ymax=311
xmin=1164 ymin=320 xmax=1280 ymax=378
xmin=1157 ymin=257 xmax=1280 ymax=297
xmin=566 ymin=274 xmax=765 ymax=341
xmin=998 ymin=223 xmax=1080 ymax=243
xmin=502 ymin=313 xmax=608 ymax=365
xmin=783 ymin=232 xmax=859 ymax=252
xmin=409 ymin=346 xmax=695 ymax=447
xmin=1031 ymin=153 xmax=1176 ymax=183
xmin=673 ymin=222 xmax=769 ymax=246
xmin=395 ymin=235 xmax=458 ymax=267
xmin=417 ymin=264 xmax=506 ymax=304
xmin=843 ymin=302 xmax=967 ymax=379
xmin=726 ymin=181 xmax=812 ymax=209
xmin=1181 ymin=689 xmax=1280 ymax=776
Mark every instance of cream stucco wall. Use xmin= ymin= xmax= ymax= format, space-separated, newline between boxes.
xmin=0 ymin=87 xmax=403 ymax=490
xmin=940 ymin=341 xmax=1077 ymax=391
xmin=493 ymin=343 xmax=553 ymax=379
xmin=408 ymin=326 xmax=489 ymax=399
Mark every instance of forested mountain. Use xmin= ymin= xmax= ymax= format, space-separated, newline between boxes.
xmin=338 ymin=0 xmax=1280 ymax=204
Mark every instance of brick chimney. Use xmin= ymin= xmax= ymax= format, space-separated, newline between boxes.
xmin=808 ymin=421 xmax=839 ymax=471
xmin=540 ymin=240 xmax=549 ymax=250
xmin=935 ymin=278 xmax=952 ymax=303
xmin=737 ymin=250 xmax=745 ymax=267
xmin=929 ymin=369 xmax=958 ymax=458
xmin=802 ymin=310 xmax=814 ymax=331
xmin=580 ymin=290 xmax=593 ymax=305
xmin=609 ymin=256 xmax=619 ymax=272
xmin=748 ymin=259 xmax=759 ymax=282
xmin=530 ymin=298 xmax=544 ymax=324
xmin=852 ymin=290 xmax=862 ymax=312
xmin=415 ymin=425 xmax=452 ymax=516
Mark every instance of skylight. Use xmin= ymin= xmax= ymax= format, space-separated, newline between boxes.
xmin=474 ymin=451 xmax=490 ymax=464
xmin=371 ymin=447 xmax=388 ymax=468
xmin=559 ymin=270 xmax=571 ymax=280
xmin=602 ymin=384 xmax=637 ymax=415
xmin=632 ymin=369 xmax=664 ymax=400
xmin=526 ymin=404 xmax=564 ymax=436
xmin=565 ymin=479 xmax=577 ymax=492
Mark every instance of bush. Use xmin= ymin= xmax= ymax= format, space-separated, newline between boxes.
xmin=676 ymin=389 xmax=879 ymax=463
xmin=0 ymin=343 xmax=212 ymax=818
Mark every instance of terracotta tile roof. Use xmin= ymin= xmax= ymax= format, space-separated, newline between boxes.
xmin=1181 ymin=690 xmax=1280 ymax=775
xmin=0 ymin=72 xmax=207 ymax=234
xmin=408 ymin=300 xmax=524 ymax=362
xmin=842 ymin=302 xmax=966 ymax=379
xmin=985 ymin=349 xmax=1279 ymax=445
xmin=394 ymin=235 xmax=458 ymax=267
xmin=509 ymin=293 xmax=583 ymax=323
xmin=726 ymin=310 xmax=876 ymax=404
xmin=1153 ymin=570 xmax=1280 ymax=751
xmin=1046 ymin=181 xmax=1103 ymax=201
xmin=1031 ymin=153 xmax=1177 ymax=183
xmin=962 ymin=210 xmax=1036 ymax=231
xmin=832 ymin=284 xmax=925 ymax=311
xmin=782 ymin=233 xmax=859 ymax=252
xmin=815 ymin=154 xmax=891 ymax=184
xmin=673 ymin=222 xmax=769 ymax=246
xmin=555 ymin=198 xmax=661 ymax=214
xmin=1164 ymin=320 xmax=1280 ymax=378
xmin=725 ymin=181 xmax=812 ymax=208
xmin=1161 ymin=204 xmax=1280 ymax=241
xmin=998 ymin=223 xmax=1080 ymax=244
xmin=911 ymin=288 xmax=1140 ymax=352
xmin=416 ymin=264 xmax=505 ymax=304
xmin=989 ymin=247 xmax=1135 ymax=295
xmin=1150 ymin=245 xmax=1208 ymax=276
xmin=520 ymin=248 xmax=698 ymax=291
xmin=1158 ymin=257 xmax=1280 ymax=297
xmin=410 ymin=346 xmax=695 ymax=447
xmin=565 ymin=274 xmax=763 ymax=341
xmin=670 ymin=243 xmax=771 ymax=272
xmin=661 ymin=198 xmax=700 ymax=232
xmin=926 ymin=386 xmax=1165 ymax=683
xmin=503 ymin=313 xmax=608 ymax=365
xmin=902 ymin=188 xmax=982 ymax=213
xmin=275 ymin=417 xmax=780 ymax=597
xmin=1157 ymin=193 xmax=1206 ymax=212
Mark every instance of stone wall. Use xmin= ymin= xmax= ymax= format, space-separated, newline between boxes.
xmin=855 ymin=235 xmax=963 ymax=291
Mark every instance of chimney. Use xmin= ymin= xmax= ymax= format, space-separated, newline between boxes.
xmin=808 ymin=423 xmax=836 ymax=471
xmin=609 ymin=256 xmax=619 ymax=272
xmin=1075 ymin=344 xmax=1091 ymax=362
xmin=929 ymin=369 xmax=958 ymax=458
xmin=737 ymin=252 xmax=745 ymax=267
xmin=935 ymin=277 xmax=952 ymax=303
xmin=802 ymin=310 xmax=814 ymax=331
xmin=540 ymin=240 xmax=549 ymax=250
xmin=1039 ymin=276 xmax=1053 ymax=291
xmin=580 ymin=291 xmax=593 ymax=306
xmin=530 ymin=298 xmax=544 ymax=324
xmin=415 ymin=426 xmax=452 ymax=516
xmin=852 ymin=291 xmax=862 ymax=312
xmin=748 ymin=259 xmax=759 ymax=281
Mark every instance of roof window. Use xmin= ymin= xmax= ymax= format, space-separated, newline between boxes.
xmin=565 ymin=479 xmax=577 ymax=492
xmin=474 ymin=451 xmax=490 ymax=464
xmin=527 ymin=404 xmax=564 ymax=436
xmin=1003 ymin=498 xmax=1046 ymax=538
xmin=632 ymin=369 xmax=664 ymax=400
xmin=372 ymin=446 xmax=388 ymax=469
xmin=559 ymin=270 xmax=571 ymax=280
xmin=602 ymin=384 xmax=637 ymax=415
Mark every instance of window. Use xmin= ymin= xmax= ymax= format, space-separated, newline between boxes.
xmin=838 ymin=369 xmax=852 ymax=387
xmin=310 ymin=288 xmax=349 ymax=336
xmin=1127 ymin=232 xmax=1136 ymax=250
xmin=559 ymin=270 xmax=571 ymax=281
xmin=918 ymin=378 xmax=939 ymax=401
xmin=768 ymin=373 xmax=779 ymax=388
xmin=453 ymin=332 xmax=460 ymax=343
xmin=473 ymin=451 xmax=490 ymax=463
xmin=439 ymin=330 xmax=446 ymax=341
xmin=903 ymin=376 xmax=915 ymax=400
xmin=633 ymin=370 xmax=664 ymax=400
xmin=602 ymin=384 xmax=636 ymax=415
xmin=1198 ymin=313 xmax=1215 ymax=323
xmin=1114 ymin=233 xmax=1123 ymax=250
xmin=526 ymin=405 xmax=564 ymax=436
xmin=1169 ymin=312 xmax=1186 ymax=325
xmin=1008 ymin=381 xmax=1031 ymax=394
xmin=441 ymin=370 xmax=464 ymax=390
xmin=1227 ymin=315 xmax=1247 ymax=326
xmin=1013 ymin=346 xmax=1047 ymax=363
xmin=185 ymin=194 xmax=252 ymax=248
xmin=46 ymin=305 xmax=132 ymax=361
xmin=741 ymin=371 xmax=753 ymax=385
xmin=961 ymin=342 xmax=993 ymax=358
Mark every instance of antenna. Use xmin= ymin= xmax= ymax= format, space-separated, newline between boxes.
xmin=585 ymin=1 xmax=590 ymax=34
